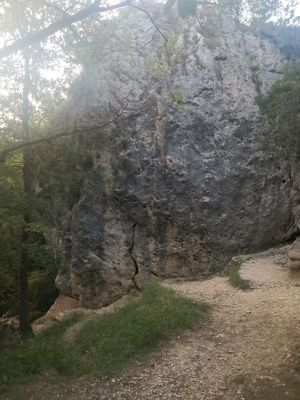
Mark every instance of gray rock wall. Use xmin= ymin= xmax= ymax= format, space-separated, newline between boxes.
xmin=55 ymin=9 xmax=300 ymax=307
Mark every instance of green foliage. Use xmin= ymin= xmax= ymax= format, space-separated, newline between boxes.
xmin=0 ymin=155 xmax=23 ymax=315
xmin=146 ymin=32 xmax=183 ymax=86
xmin=0 ymin=150 xmax=62 ymax=317
xmin=257 ymin=63 xmax=300 ymax=161
xmin=146 ymin=58 xmax=170 ymax=76
xmin=0 ymin=124 xmax=86 ymax=319
xmin=228 ymin=259 xmax=251 ymax=290
xmin=0 ymin=314 xmax=82 ymax=388
xmin=27 ymin=261 xmax=59 ymax=319
xmin=0 ymin=285 xmax=208 ymax=388
xmin=0 ymin=1 xmax=83 ymax=320
xmin=0 ymin=1 xmax=77 ymax=141
xmin=171 ymin=91 xmax=185 ymax=106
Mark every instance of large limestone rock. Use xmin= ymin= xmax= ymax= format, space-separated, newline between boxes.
xmin=54 ymin=7 xmax=300 ymax=307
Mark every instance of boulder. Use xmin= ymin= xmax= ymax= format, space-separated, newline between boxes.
xmin=53 ymin=8 xmax=300 ymax=307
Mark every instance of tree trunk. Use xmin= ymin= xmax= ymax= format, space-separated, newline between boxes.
xmin=19 ymin=48 xmax=33 ymax=338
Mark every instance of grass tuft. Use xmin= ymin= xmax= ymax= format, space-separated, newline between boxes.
xmin=0 ymin=284 xmax=208 ymax=387
xmin=228 ymin=259 xmax=251 ymax=290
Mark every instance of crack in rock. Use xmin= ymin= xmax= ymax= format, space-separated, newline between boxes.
xmin=129 ymin=223 xmax=140 ymax=289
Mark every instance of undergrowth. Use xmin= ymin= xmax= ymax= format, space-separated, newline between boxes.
xmin=0 ymin=314 xmax=82 ymax=388
xmin=0 ymin=284 xmax=208 ymax=388
xmin=228 ymin=259 xmax=251 ymax=290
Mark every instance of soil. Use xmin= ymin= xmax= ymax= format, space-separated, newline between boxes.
xmin=2 ymin=245 xmax=300 ymax=400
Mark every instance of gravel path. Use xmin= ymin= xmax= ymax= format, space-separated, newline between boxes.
xmin=4 ymin=246 xmax=300 ymax=400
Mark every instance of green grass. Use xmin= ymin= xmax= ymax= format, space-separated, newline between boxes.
xmin=0 ymin=284 xmax=208 ymax=387
xmin=228 ymin=259 xmax=251 ymax=290
xmin=75 ymin=284 xmax=208 ymax=375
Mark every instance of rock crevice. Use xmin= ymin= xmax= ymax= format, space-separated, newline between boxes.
xmin=129 ymin=223 xmax=140 ymax=289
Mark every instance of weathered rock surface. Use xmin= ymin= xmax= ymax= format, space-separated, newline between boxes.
xmin=55 ymin=6 xmax=300 ymax=307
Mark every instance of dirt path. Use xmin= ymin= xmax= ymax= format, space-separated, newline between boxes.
xmin=4 ymin=246 xmax=300 ymax=400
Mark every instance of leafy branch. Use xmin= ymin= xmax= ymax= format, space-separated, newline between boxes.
xmin=0 ymin=0 xmax=135 ymax=59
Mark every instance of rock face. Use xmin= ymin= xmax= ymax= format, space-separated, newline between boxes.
xmin=55 ymin=7 xmax=300 ymax=307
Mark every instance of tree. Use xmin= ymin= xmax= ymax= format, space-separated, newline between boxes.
xmin=1 ymin=0 xmax=298 ymax=62
xmin=0 ymin=154 xmax=23 ymax=316
xmin=0 ymin=0 xmax=141 ymax=337
xmin=19 ymin=48 xmax=33 ymax=337
xmin=0 ymin=0 xmax=83 ymax=337
xmin=0 ymin=0 xmax=134 ymax=59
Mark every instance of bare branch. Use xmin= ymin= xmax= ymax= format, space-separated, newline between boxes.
xmin=129 ymin=4 xmax=168 ymax=43
xmin=0 ymin=0 xmax=134 ymax=59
